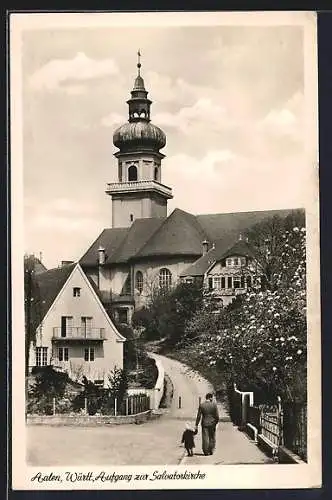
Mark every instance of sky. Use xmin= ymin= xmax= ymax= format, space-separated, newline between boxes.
xmin=18 ymin=16 xmax=315 ymax=269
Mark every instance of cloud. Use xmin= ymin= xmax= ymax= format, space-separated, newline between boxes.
xmin=64 ymin=84 xmax=87 ymax=95
xmin=32 ymin=213 xmax=96 ymax=232
xmin=29 ymin=52 xmax=119 ymax=92
xmin=163 ymin=148 xmax=309 ymax=215
xmin=260 ymin=91 xmax=304 ymax=142
xmin=153 ymin=98 xmax=228 ymax=135
xmin=26 ymin=197 xmax=100 ymax=218
xmin=101 ymin=112 xmax=125 ymax=128
xmin=145 ymin=71 xmax=222 ymax=107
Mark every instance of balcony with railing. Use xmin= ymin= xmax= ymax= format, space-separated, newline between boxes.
xmin=204 ymin=287 xmax=247 ymax=297
xmin=106 ymin=180 xmax=173 ymax=199
xmin=52 ymin=327 xmax=106 ymax=341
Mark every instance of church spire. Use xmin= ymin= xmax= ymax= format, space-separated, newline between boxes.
xmin=137 ymin=49 xmax=141 ymax=76
xmin=108 ymin=51 xmax=173 ymax=228
xmin=127 ymin=50 xmax=151 ymax=122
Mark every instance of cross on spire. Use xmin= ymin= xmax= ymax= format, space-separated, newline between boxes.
xmin=137 ymin=49 xmax=141 ymax=75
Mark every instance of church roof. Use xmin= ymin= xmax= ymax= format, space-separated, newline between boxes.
xmin=109 ymin=217 xmax=164 ymax=263
xmin=79 ymin=207 xmax=300 ymax=268
xmin=80 ymin=227 xmax=129 ymax=267
xmin=180 ymin=209 xmax=300 ymax=277
xmin=134 ymin=208 xmax=207 ymax=259
xmin=196 ymin=208 xmax=294 ymax=242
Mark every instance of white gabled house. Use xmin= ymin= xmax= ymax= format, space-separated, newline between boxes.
xmin=29 ymin=262 xmax=126 ymax=387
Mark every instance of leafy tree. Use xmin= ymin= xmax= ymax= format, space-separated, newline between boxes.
xmin=132 ymin=281 xmax=203 ymax=345
xmin=244 ymin=210 xmax=305 ymax=291
xmin=27 ymin=366 xmax=72 ymax=415
xmin=24 ymin=255 xmax=43 ymax=376
xmin=177 ymin=217 xmax=307 ymax=403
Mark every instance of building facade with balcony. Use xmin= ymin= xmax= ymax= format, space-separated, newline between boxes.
xmin=77 ymin=54 xmax=300 ymax=323
xmin=29 ymin=263 xmax=125 ymax=386
xmin=181 ymin=236 xmax=263 ymax=308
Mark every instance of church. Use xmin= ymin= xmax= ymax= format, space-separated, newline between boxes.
xmin=79 ymin=55 xmax=297 ymax=324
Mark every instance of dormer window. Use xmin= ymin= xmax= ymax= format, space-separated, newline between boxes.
xmin=73 ymin=287 xmax=81 ymax=297
xmin=226 ymin=258 xmax=233 ymax=267
xmin=233 ymin=257 xmax=239 ymax=266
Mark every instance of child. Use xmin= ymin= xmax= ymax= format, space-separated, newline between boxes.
xmin=181 ymin=422 xmax=198 ymax=457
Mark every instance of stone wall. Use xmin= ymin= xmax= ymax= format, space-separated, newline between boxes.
xmin=27 ymin=410 xmax=152 ymax=426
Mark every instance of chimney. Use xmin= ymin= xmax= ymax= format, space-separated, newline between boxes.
xmin=98 ymin=246 xmax=106 ymax=265
xmin=202 ymin=240 xmax=209 ymax=256
xmin=61 ymin=260 xmax=74 ymax=267
xmin=39 ymin=252 xmax=43 ymax=263
xmin=239 ymin=233 xmax=243 ymax=241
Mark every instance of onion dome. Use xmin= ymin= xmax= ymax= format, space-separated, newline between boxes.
xmin=113 ymin=121 xmax=166 ymax=152
xmin=113 ymin=50 xmax=166 ymax=153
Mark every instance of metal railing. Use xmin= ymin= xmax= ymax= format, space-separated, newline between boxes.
xmin=52 ymin=327 xmax=106 ymax=340
xmin=27 ymin=393 xmax=151 ymax=416
xmin=282 ymin=402 xmax=307 ymax=461
xmin=106 ymin=180 xmax=173 ymax=197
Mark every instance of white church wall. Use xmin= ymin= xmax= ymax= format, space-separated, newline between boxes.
xmin=132 ymin=257 xmax=197 ymax=308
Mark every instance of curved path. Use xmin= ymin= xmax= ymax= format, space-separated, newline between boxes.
xmin=27 ymin=355 xmax=269 ymax=466
xmin=151 ymin=353 xmax=227 ymax=421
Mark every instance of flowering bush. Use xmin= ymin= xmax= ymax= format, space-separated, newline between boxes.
xmin=177 ymin=219 xmax=307 ymax=402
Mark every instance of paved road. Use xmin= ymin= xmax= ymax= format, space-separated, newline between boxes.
xmin=150 ymin=353 xmax=229 ymax=421
xmin=27 ymin=355 xmax=270 ymax=466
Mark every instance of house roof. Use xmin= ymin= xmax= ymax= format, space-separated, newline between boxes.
xmin=33 ymin=264 xmax=124 ymax=336
xmin=221 ymin=239 xmax=258 ymax=260
xmin=79 ymin=207 xmax=301 ymax=268
xmin=35 ymin=263 xmax=76 ymax=321
xmin=179 ymin=235 xmax=238 ymax=277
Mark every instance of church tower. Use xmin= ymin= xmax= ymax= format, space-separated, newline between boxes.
xmin=106 ymin=51 xmax=173 ymax=228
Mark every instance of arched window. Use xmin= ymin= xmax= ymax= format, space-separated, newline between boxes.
xmin=140 ymin=110 xmax=146 ymax=118
xmin=136 ymin=271 xmax=143 ymax=294
xmin=128 ymin=165 xmax=138 ymax=182
xmin=154 ymin=167 xmax=158 ymax=181
xmin=159 ymin=268 xmax=172 ymax=291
